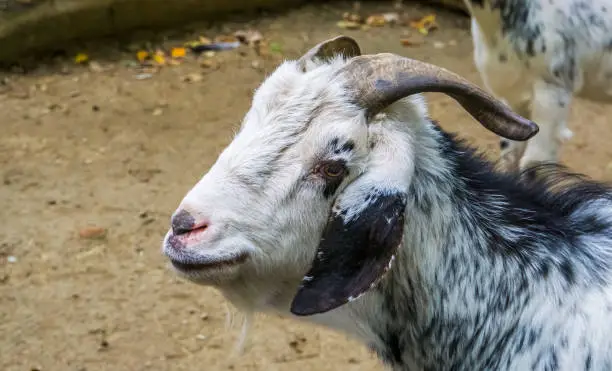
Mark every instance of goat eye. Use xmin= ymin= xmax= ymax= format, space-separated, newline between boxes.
xmin=320 ymin=162 xmax=346 ymax=178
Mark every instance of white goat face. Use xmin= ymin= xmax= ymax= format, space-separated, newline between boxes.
xmin=162 ymin=36 xmax=539 ymax=316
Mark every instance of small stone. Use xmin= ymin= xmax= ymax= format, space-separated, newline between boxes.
xmin=134 ymin=73 xmax=153 ymax=80
xmin=200 ymin=313 xmax=209 ymax=320
xmin=152 ymin=108 xmax=163 ymax=116
xmin=92 ymin=105 xmax=100 ymax=112
xmin=195 ymin=334 xmax=207 ymax=340
xmin=78 ymin=227 xmax=107 ymax=240
xmin=433 ymin=41 xmax=446 ymax=49
xmin=200 ymin=59 xmax=218 ymax=70
xmin=88 ymin=61 xmax=104 ymax=73
xmin=7 ymin=256 xmax=17 ymax=263
xmin=183 ymin=73 xmax=203 ymax=83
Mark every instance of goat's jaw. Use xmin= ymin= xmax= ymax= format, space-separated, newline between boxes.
xmin=161 ymin=230 xmax=251 ymax=285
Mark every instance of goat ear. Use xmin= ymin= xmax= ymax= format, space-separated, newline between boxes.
xmin=290 ymin=191 xmax=406 ymax=316
xmin=298 ymin=35 xmax=361 ymax=72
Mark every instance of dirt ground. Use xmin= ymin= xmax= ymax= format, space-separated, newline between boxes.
xmin=2 ymin=2 xmax=612 ymax=371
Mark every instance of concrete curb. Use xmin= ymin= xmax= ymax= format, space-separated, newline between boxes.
xmin=0 ymin=0 xmax=468 ymax=63
xmin=0 ymin=0 xmax=307 ymax=63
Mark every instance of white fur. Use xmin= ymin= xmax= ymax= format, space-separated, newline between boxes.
xmin=162 ymin=51 xmax=612 ymax=370
xmin=464 ymin=0 xmax=612 ymax=171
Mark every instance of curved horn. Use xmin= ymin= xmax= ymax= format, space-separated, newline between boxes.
xmin=338 ymin=54 xmax=539 ymax=141
xmin=298 ymin=35 xmax=361 ymax=72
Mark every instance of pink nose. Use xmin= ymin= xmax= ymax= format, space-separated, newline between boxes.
xmin=171 ymin=209 xmax=208 ymax=235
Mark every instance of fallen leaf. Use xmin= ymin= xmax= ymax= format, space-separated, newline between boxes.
xmin=171 ymin=47 xmax=186 ymax=58
xmin=342 ymin=12 xmax=363 ymax=23
xmin=400 ymin=36 xmax=424 ymax=47
xmin=269 ymin=42 xmax=283 ymax=54
xmin=136 ymin=50 xmax=149 ymax=63
xmin=382 ymin=12 xmax=400 ymax=24
xmin=409 ymin=14 xmax=438 ymax=35
xmin=153 ymin=50 xmax=166 ymax=66
xmin=234 ymin=29 xmax=263 ymax=46
xmin=215 ymin=35 xmax=239 ymax=43
xmin=79 ymin=227 xmax=107 ymax=240
xmin=74 ymin=53 xmax=89 ymax=64
xmin=366 ymin=14 xmax=387 ymax=27
xmin=199 ymin=36 xmax=212 ymax=45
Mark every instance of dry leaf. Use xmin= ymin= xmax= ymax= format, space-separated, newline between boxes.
xmin=366 ymin=14 xmax=387 ymax=27
xmin=382 ymin=12 xmax=400 ymax=24
xmin=136 ymin=50 xmax=149 ymax=63
xmin=409 ymin=14 xmax=438 ymax=35
xmin=198 ymin=36 xmax=212 ymax=45
xmin=74 ymin=53 xmax=89 ymax=64
xmin=215 ymin=35 xmax=239 ymax=43
xmin=171 ymin=47 xmax=186 ymax=58
xmin=153 ymin=50 xmax=166 ymax=66
xmin=342 ymin=12 xmax=363 ymax=23
xmin=234 ymin=29 xmax=264 ymax=46
xmin=400 ymin=36 xmax=424 ymax=47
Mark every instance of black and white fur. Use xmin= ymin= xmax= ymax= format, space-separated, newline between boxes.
xmin=464 ymin=0 xmax=612 ymax=171
xmin=161 ymin=42 xmax=612 ymax=370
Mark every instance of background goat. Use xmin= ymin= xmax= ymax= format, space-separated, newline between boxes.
xmin=162 ymin=36 xmax=612 ymax=370
xmin=464 ymin=0 xmax=612 ymax=172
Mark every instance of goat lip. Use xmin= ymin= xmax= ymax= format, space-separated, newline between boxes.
xmin=169 ymin=253 xmax=249 ymax=272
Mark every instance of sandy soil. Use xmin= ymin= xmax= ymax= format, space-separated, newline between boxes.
xmin=2 ymin=2 xmax=612 ymax=371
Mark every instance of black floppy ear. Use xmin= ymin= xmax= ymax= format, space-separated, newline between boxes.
xmin=290 ymin=191 xmax=407 ymax=316
xmin=298 ymin=35 xmax=361 ymax=72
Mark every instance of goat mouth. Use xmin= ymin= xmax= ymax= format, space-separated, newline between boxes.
xmin=169 ymin=253 xmax=249 ymax=272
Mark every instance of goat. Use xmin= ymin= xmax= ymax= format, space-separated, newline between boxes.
xmin=162 ymin=36 xmax=612 ymax=370
xmin=463 ymin=0 xmax=612 ymax=172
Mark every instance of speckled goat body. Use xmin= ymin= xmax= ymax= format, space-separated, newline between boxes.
xmin=465 ymin=0 xmax=612 ymax=171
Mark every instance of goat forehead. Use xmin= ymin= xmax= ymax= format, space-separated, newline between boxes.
xmin=250 ymin=60 xmax=355 ymax=128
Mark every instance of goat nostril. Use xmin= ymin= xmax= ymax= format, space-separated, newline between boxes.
xmin=171 ymin=209 xmax=197 ymax=235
